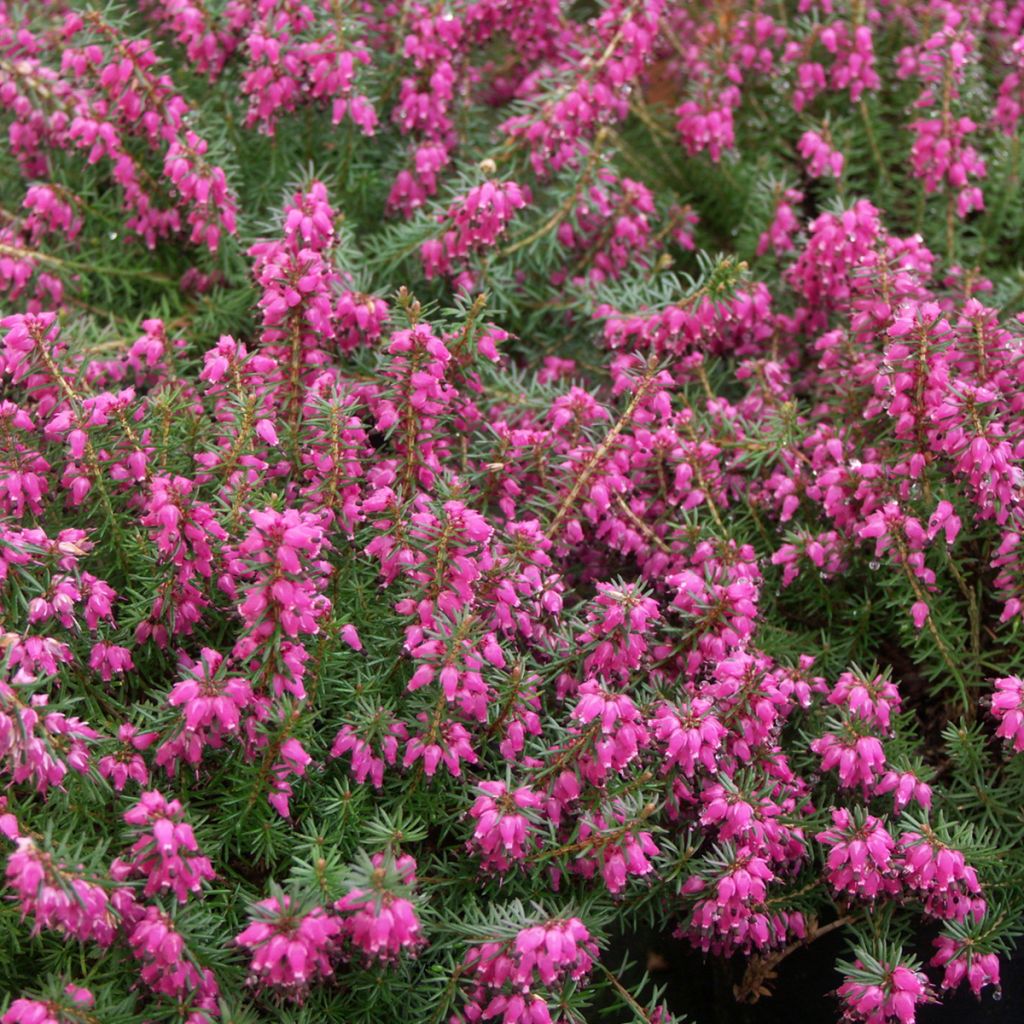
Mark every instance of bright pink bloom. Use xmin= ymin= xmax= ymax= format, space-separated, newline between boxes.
xmin=115 ymin=790 xmax=215 ymax=902
xmin=335 ymin=851 xmax=425 ymax=962
xmin=4 ymin=838 xmax=116 ymax=945
xmin=991 ymin=676 xmax=1024 ymax=751
xmin=3 ymin=984 xmax=95 ymax=1024
xmin=837 ymin=958 xmax=932 ymax=1024
xmin=236 ymin=895 xmax=341 ymax=1001
xmin=930 ymin=934 xmax=1000 ymax=997
xmin=817 ymin=809 xmax=897 ymax=900
xmin=468 ymin=780 xmax=543 ymax=870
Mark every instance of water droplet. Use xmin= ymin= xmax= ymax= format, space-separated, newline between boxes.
xmin=869 ymin=560 xmax=880 ymax=571
xmin=108 ymin=231 xmax=118 ymax=240
xmin=992 ymin=990 xmax=1002 ymax=1002
xmin=819 ymin=572 xmax=827 ymax=580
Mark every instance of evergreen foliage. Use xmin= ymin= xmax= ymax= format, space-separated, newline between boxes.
xmin=1 ymin=3 xmax=1024 ymax=1024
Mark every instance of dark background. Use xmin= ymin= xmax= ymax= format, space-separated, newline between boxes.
xmin=608 ymin=926 xmax=1019 ymax=1023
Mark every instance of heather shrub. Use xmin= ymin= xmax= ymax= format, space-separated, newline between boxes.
xmin=2 ymin=2 xmax=1024 ymax=1024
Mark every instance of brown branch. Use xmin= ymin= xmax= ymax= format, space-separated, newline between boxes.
xmin=546 ymin=355 xmax=660 ymax=538
xmin=734 ymin=915 xmax=855 ymax=1004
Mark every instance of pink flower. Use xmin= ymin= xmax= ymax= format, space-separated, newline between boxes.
xmin=574 ymin=818 xmax=660 ymax=895
xmin=237 ymin=895 xmax=341 ymax=1001
xmin=127 ymin=904 xmax=219 ymax=1006
xmin=420 ymin=180 xmax=529 ymax=282
xmin=115 ymin=790 xmax=215 ymax=902
xmin=837 ymin=957 xmax=932 ymax=1024
xmin=811 ymin=728 xmax=886 ymax=793
xmin=3 ymin=984 xmax=94 ymax=1024
xmin=675 ymin=95 xmax=738 ymax=162
xmin=798 ymin=130 xmax=844 ymax=178
xmin=817 ymin=809 xmax=897 ymax=900
xmin=829 ymin=671 xmax=901 ymax=733
xmin=340 ymin=624 xmax=363 ymax=651
xmin=930 ymin=934 xmax=1000 ymax=997
xmin=683 ymin=846 xmax=791 ymax=955
xmin=456 ymin=917 xmax=599 ymax=1023
xmin=335 ymin=851 xmax=425 ymax=963
xmin=255 ymin=417 xmax=279 ymax=445
xmin=571 ymin=680 xmax=649 ymax=778
xmin=874 ymin=769 xmax=932 ymax=815
xmin=991 ymin=675 xmax=1024 ymax=751
xmin=403 ymin=716 xmax=477 ymax=778
xmin=651 ymin=698 xmax=726 ymax=777
xmin=165 ymin=648 xmax=253 ymax=754
xmin=897 ymin=831 xmax=982 ymax=921
xmin=88 ymin=641 xmax=134 ymax=681
xmin=97 ymin=723 xmax=155 ymax=791
xmin=468 ymin=780 xmax=543 ymax=870
xmin=267 ymin=738 xmax=312 ymax=818
xmin=4 ymin=838 xmax=116 ymax=945
xmin=330 ymin=715 xmax=408 ymax=789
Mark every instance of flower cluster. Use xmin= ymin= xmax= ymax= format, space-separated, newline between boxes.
xmin=3 ymin=2 xmax=1024 ymax=1023
xmin=838 ymin=955 xmax=934 ymax=1024
xmin=455 ymin=918 xmax=599 ymax=1024
xmin=112 ymin=790 xmax=215 ymax=902
xmin=236 ymin=852 xmax=424 ymax=997
xmin=236 ymin=895 xmax=341 ymax=1000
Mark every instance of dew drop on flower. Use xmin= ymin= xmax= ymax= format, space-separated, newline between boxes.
xmin=869 ymin=560 xmax=880 ymax=570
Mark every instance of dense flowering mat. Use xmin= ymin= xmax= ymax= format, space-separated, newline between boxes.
xmin=1 ymin=2 xmax=1024 ymax=1023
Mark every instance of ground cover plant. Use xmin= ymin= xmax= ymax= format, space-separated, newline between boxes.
xmin=2 ymin=1 xmax=1024 ymax=1022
